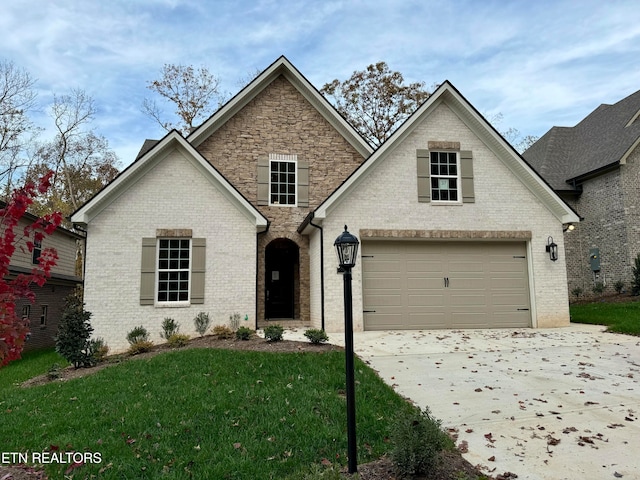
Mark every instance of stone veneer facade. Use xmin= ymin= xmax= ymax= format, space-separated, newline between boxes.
xmin=562 ymin=144 xmax=640 ymax=298
xmin=196 ymin=75 xmax=365 ymax=326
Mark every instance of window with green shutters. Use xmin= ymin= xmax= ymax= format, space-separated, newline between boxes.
xmin=417 ymin=149 xmax=474 ymax=203
xmin=257 ymin=154 xmax=309 ymax=207
xmin=140 ymin=237 xmax=206 ymax=305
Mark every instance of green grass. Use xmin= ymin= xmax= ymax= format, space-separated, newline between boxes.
xmin=0 ymin=348 xmax=416 ymax=479
xmin=570 ymin=299 xmax=640 ymax=335
xmin=0 ymin=348 xmax=68 ymax=390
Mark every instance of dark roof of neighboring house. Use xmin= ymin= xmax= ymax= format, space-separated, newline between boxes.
xmin=136 ymin=139 xmax=160 ymax=160
xmin=524 ymin=89 xmax=640 ymax=190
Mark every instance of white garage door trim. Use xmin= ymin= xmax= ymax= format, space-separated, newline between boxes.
xmin=362 ymin=240 xmax=531 ymax=330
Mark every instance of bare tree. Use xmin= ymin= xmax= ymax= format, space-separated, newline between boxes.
xmin=27 ymin=89 xmax=119 ymax=218
xmin=0 ymin=60 xmax=39 ymax=192
xmin=321 ymin=62 xmax=433 ymax=147
xmin=142 ymin=64 xmax=226 ymax=136
xmin=487 ymin=112 xmax=539 ymax=154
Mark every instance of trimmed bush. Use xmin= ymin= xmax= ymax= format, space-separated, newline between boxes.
xmin=160 ymin=317 xmax=180 ymax=340
xmin=304 ymin=329 xmax=329 ymax=345
xmin=88 ymin=338 xmax=109 ymax=363
xmin=614 ymin=280 xmax=625 ymax=294
xmin=571 ymin=286 xmax=583 ymax=300
xmin=390 ymin=406 xmax=451 ymax=478
xmin=212 ymin=325 xmax=234 ymax=339
xmin=127 ymin=341 xmax=154 ymax=355
xmin=264 ymin=324 xmax=284 ymax=342
xmin=194 ymin=312 xmax=211 ymax=337
xmin=167 ymin=333 xmax=190 ymax=348
xmin=593 ymin=282 xmax=604 ymax=296
xmin=236 ymin=326 xmax=253 ymax=340
xmin=633 ymin=253 xmax=640 ymax=295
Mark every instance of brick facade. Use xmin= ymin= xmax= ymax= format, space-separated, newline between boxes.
xmin=197 ymin=75 xmax=365 ymax=326
xmin=312 ymin=102 xmax=572 ymax=331
xmin=563 ymin=145 xmax=640 ymax=297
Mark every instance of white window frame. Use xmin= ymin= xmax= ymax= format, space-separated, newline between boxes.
xmin=155 ymin=238 xmax=192 ymax=305
xmin=430 ymin=151 xmax=462 ymax=204
xmin=268 ymin=153 xmax=297 ymax=207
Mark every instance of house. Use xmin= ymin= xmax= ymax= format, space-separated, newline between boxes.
xmin=523 ymin=90 xmax=640 ymax=296
xmin=11 ymin=211 xmax=84 ymax=351
xmin=71 ymin=57 xmax=579 ymax=353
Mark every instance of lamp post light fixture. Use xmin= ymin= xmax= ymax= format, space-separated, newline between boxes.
xmin=334 ymin=225 xmax=359 ymax=474
xmin=546 ymin=236 xmax=558 ymax=262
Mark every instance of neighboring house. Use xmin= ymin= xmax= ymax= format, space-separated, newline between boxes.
xmin=523 ymin=90 xmax=640 ymax=296
xmin=71 ymin=56 xmax=579 ymax=353
xmin=10 ymin=211 xmax=84 ymax=351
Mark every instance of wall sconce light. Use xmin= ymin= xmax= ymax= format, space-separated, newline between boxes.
xmin=563 ymin=224 xmax=575 ymax=232
xmin=546 ymin=236 xmax=558 ymax=261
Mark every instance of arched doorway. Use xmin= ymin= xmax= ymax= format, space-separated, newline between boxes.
xmin=265 ymin=238 xmax=299 ymax=319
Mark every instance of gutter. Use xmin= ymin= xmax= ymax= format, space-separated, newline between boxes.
xmin=255 ymin=222 xmax=271 ymax=330
xmin=298 ymin=211 xmax=325 ymax=331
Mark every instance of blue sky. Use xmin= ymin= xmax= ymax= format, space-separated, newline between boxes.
xmin=2 ymin=0 xmax=639 ymax=166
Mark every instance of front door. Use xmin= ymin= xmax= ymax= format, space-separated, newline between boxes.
xmin=265 ymin=239 xmax=299 ymax=319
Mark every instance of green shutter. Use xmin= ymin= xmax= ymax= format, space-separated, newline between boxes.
xmin=298 ymin=161 xmax=309 ymax=207
xmin=257 ymin=158 xmax=269 ymax=206
xmin=191 ymin=238 xmax=206 ymax=304
xmin=460 ymin=150 xmax=475 ymax=203
xmin=417 ymin=149 xmax=431 ymax=203
xmin=140 ymin=238 xmax=156 ymax=305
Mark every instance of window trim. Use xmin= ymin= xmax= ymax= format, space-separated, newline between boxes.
xmin=268 ymin=154 xmax=298 ymax=207
xmin=429 ymin=151 xmax=462 ymax=204
xmin=155 ymin=237 xmax=192 ymax=306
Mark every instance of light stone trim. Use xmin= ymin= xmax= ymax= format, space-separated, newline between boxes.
xmin=156 ymin=229 xmax=193 ymax=238
xmin=359 ymin=229 xmax=532 ymax=240
xmin=428 ymin=141 xmax=461 ymax=150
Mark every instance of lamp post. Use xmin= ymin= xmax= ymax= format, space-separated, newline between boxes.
xmin=334 ymin=225 xmax=359 ymax=474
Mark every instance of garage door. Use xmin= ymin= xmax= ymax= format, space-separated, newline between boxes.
xmin=362 ymin=241 xmax=531 ymax=330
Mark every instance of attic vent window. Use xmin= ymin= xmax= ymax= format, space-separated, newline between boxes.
xmin=269 ymin=153 xmax=297 ymax=206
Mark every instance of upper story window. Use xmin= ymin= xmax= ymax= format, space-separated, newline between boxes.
xmin=269 ymin=153 xmax=297 ymax=206
xmin=32 ymin=240 xmax=42 ymax=264
xmin=157 ymin=238 xmax=191 ymax=303
xmin=430 ymin=151 xmax=460 ymax=202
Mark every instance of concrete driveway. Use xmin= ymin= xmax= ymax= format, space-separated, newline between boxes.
xmin=291 ymin=325 xmax=640 ymax=480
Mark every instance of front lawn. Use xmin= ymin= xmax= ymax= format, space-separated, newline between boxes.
xmin=570 ymin=298 xmax=640 ymax=335
xmin=1 ymin=348 xmax=416 ymax=479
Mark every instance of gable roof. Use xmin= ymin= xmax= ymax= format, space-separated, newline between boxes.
xmin=524 ymin=89 xmax=640 ymax=189
xmin=302 ymin=81 xmax=579 ymax=230
xmin=187 ymin=56 xmax=373 ymax=158
xmin=70 ymin=130 xmax=268 ymax=230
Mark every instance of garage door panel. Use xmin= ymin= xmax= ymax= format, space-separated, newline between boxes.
xmin=363 ymin=241 xmax=531 ymax=330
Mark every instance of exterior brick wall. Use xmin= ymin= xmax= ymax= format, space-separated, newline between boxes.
xmin=82 ymin=150 xmax=258 ymax=353
xmin=563 ymin=145 xmax=640 ymax=299
xmin=314 ymin=103 xmax=571 ymax=331
xmin=196 ymin=75 xmax=366 ymax=326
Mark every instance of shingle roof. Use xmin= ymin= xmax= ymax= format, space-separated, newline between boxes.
xmin=524 ymin=89 xmax=640 ymax=190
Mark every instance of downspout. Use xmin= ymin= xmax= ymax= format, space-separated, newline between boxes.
xmin=256 ymin=223 xmax=270 ymax=330
xmin=73 ymin=223 xmax=88 ymax=283
xmin=308 ymin=219 xmax=325 ymax=332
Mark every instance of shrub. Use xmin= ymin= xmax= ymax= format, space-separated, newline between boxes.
xmin=87 ymin=337 xmax=109 ymax=363
xmin=614 ymin=280 xmax=625 ymax=294
xmin=304 ymin=329 xmax=329 ymax=344
xmin=47 ymin=363 xmax=63 ymax=380
xmin=390 ymin=406 xmax=451 ymax=478
xmin=592 ymin=282 xmax=605 ymax=296
xmin=212 ymin=325 xmax=234 ymax=339
xmin=55 ymin=291 xmax=95 ymax=368
xmin=264 ymin=324 xmax=284 ymax=342
xmin=160 ymin=317 xmax=180 ymax=340
xmin=633 ymin=253 xmax=640 ymax=295
xmin=167 ymin=333 xmax=190 ymax=348
xmin=194 ymin=312 xmax=211 ymax=337
xmin=126 ymin=326 xmax=150 ymax=345
xmin=571 ymin=287 xmax=583 ymax=300
xmin=229 ymin=312 xmax=241 ymax=331
xmin=127 ymin=341 xmax=154 ymax=355
xmin=236 ymin=326 xmax=253 ymax=340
